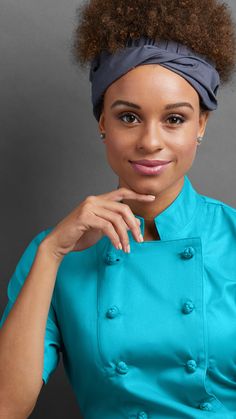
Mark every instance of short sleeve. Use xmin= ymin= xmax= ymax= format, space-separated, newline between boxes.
xmin=0 ymin=227 xmax=62 ymax=385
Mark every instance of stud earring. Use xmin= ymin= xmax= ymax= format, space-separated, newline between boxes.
xmin=100 ymin=133 xmax=106 ymax=140
xmin=197 ymin=136 xmax=203 ymax=145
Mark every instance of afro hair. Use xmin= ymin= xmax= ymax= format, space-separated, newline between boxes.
xmin=72 ymin=0 xmax=236 ymax=85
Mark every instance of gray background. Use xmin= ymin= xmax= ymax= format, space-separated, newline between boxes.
xmin=0 ymin=0 xmax=236 ymax=417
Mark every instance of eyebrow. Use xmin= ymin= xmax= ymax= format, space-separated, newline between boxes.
xmin=110 ymin=100 xmax=194 ymax=111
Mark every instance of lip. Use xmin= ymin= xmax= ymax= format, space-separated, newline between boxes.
xmin=130 ymin=159 xmax=171 ymax=167
xmin=130 ymin=161 xmax=171 ymax=176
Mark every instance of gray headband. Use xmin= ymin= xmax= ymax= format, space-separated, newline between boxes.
xmin=89 ymin=36 xmax=220 ymax=122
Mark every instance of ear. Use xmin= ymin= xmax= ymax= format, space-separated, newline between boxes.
xmin=198 ymin=110 xmax=211 ymax=137
xmin=98 ymin=112 xmax=105 ymax=133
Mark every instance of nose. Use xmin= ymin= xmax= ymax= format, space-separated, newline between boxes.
xmin=136 ymin=123 xmax=165 ymax=151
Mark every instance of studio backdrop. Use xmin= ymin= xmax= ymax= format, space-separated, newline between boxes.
xmin=0 ymin=1 xmax=236 ymax=417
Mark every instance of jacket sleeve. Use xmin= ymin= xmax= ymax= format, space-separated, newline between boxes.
xmin=0 ymin=227 xmax=62 ymax=385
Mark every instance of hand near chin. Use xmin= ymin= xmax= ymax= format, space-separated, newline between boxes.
xmin=41 ymin=187 xmax=155 ymax=261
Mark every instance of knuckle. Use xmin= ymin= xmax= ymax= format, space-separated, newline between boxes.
xmin=82 ymin=198 xmax=94 ymax=210
xmin=79 ymin=203 xmax=90 ymax=215
xmin=118 ymin=187 xmax=126 ymax=193
xmin=85 ymin=195 xmax=95 ymax=203
xmin=122 ymin=203 xmax=131 ymax=213
xmin=119 ymin=187 xmax=130 ymax=196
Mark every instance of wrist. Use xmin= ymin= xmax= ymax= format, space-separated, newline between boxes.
xmin=38 ymin=237 xmax=64 ymax=265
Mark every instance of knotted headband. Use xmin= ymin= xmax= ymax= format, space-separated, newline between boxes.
xmin=89 ymin=36 xmax=220 ymax=122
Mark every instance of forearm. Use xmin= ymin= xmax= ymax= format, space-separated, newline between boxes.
xmin=0 ymin=241 xmax=61 ymax=416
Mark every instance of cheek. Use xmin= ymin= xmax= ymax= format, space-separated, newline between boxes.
xmin=104 ymin=129 xmax=132 ymax=159
xmin=175 ymin=140 xmax=198 ymax=172
xmin=170 ymin=134 xmax=197 ymax=158
xmin=105 ymin=141 xmax=122 ymax=159
xmin=104 ymin=140 xmax=126 ymax=174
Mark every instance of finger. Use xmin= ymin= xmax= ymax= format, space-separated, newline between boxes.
xmin=92 ymin=207 xmax=132 ymax=252
xmin=93 ymin=199 xmax=143 ymax=243
xmin=100 ymin=187 xmax=156 ymax=202
xmin=81 ymin=211 xmax=122 ymax=251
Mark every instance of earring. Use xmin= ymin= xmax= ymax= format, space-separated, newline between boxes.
xmin=100 ymin=133 xmax=106 ymax=140
xmin=197 ymin=136 xmax=203 ymax=145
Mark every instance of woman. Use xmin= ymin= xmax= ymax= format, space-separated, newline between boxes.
xmin=1 ymin=0 xmax=236 ymax=417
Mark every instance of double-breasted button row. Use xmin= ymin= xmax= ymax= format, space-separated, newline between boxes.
xmin=115 ymin=358 xmax=197 ymax=376
xmin=105 ymin=243 xmax=197 ymax=415
xmin=106 ymin=300 xmax=195 ymax=319
xmin=106 ymin=299 xmax=195 ymax=318
xmin=104 ymin=246 xmax=196 ymax=264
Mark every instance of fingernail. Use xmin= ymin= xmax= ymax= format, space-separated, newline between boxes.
xmin=139 ymin=233 xmax=144 ymax=242
xmin=147 ymin=195 xmax=155 ymax=200
xmin=126 ymin=244 xmax=131 ymax=253
xmin=118 ymin=243 xmax=122 ymax=250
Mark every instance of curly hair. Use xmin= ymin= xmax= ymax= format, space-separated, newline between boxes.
xmin=72 ymin=0 xmax=236 ymax=86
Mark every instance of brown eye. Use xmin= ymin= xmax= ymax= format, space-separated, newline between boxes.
xmin=118 ymin=113 xmax=139 ymax=124
xmin=167 ymin=115 xmax=185 ymax=125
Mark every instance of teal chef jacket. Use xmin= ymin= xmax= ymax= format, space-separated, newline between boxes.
xmin=1 ymin=175 xmax=236 ymax=419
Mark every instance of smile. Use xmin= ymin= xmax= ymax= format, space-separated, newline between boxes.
xmin=130 ymin=161 xmax=171 ymax=175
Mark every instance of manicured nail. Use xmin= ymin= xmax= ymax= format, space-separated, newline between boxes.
xmin=118 ymin=242 xmax=122 ymax=250
xmin=139 ymin=233 xmax=144 ymax=242
xmin=126 ymin=244 xmax=131 ymax=253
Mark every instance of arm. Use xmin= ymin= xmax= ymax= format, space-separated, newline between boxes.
xmin=0 ymin=240 xmax=61 ymax=418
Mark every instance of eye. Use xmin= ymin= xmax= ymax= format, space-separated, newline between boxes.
xmin=118 ymin=112 xmax=139 ymax=124
xmin=166 ymin=115 xmax=185 ymax=125
xmin=117 ymin=112 xmax=186 ymax=126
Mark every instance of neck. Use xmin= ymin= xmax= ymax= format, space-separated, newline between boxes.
xmin=119 ymin=176 xmax=185 ymax=221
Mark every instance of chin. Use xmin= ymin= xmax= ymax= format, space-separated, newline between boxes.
xmin=127 ymin=183 xmax=160 ymax=197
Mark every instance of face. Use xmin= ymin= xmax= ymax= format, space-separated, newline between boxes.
xmin=99 ymin=64 xmax=210 ymax=203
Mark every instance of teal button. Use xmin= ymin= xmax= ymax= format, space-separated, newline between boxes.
xmin=106 ymin=306 xmax=120 ymax=318
xmin=181 ymin=246 xmax=195 ymax=259
xmin=199 ymin=402 xmax=213 ymax=411
xmin=137 ymin=411 xmax=148 ymax=419
xmin=116 ymin=361 xmax=129 ymax=374
xmin=186 ymin=359 xmax=197 ymax=373
xmin=182 ymin=300 xmax=195 ymax=314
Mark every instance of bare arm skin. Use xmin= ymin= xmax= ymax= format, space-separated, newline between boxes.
xmin=0 ymin=242 xmax=61 ymax=418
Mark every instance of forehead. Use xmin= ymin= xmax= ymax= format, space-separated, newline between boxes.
xmin=105 ymin=64 xmax=199 ymax=106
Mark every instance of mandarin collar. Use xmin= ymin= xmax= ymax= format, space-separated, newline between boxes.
xmin=134 ymin=175 xmax=202 ymax=241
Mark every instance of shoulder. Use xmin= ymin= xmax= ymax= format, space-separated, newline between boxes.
xmin=200 ymin=192 xmax=236 ymax=213
xmin=199 ymin=192 xmax=236 ymax=232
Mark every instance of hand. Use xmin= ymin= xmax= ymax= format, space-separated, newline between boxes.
xmin=41 ymin=187 xmax=155 ymax=262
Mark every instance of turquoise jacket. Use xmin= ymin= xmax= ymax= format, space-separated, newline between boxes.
xmin=1 ymin=175 xmax=236 ymax=418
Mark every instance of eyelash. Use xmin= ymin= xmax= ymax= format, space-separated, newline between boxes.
xmin=118 ymin=112 xmax=185 ymax=126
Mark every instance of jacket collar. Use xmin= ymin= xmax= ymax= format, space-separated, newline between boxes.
xmin=134 ymin=175 xmax=202 ymax=241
